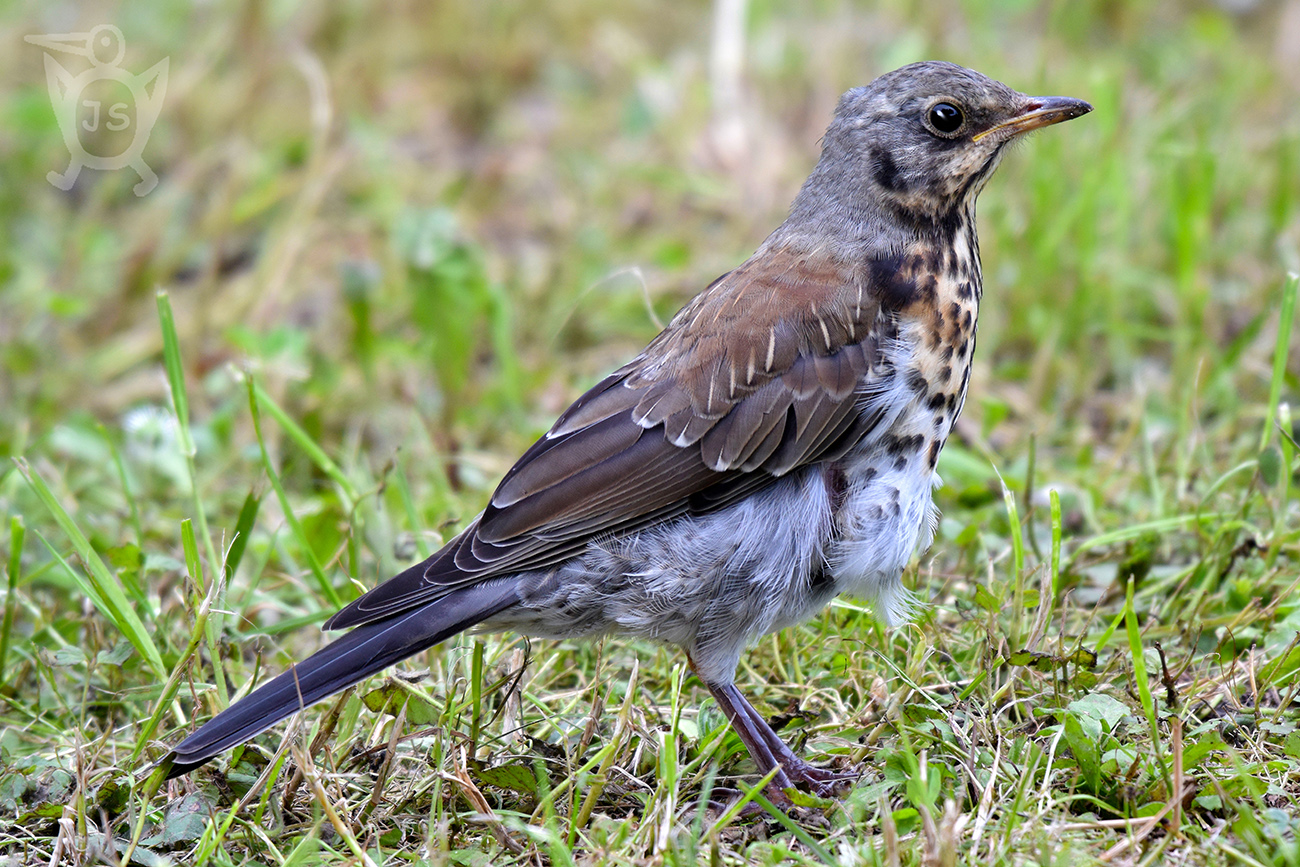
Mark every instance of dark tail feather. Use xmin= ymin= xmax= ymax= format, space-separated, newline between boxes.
xmin=163 ymin=579 xmax=519 ymax=778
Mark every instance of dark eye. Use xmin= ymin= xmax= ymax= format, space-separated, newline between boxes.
xmin=928 ymin=102 xmax=964 ymax=134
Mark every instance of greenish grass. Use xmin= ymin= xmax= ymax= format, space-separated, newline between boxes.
xmin=2 ymin=0 xmax=1299 ymax=864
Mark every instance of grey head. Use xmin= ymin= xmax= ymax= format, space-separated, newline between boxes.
xmin=782 ymin=61 xmax=1092 ymax=246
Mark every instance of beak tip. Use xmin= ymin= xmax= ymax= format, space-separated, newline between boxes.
xmin=1026 ymin=96 xmax=1093 ymax=116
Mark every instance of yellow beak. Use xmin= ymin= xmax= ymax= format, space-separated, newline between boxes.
xmin=973 ymin=95 xmax=1093 ymax=142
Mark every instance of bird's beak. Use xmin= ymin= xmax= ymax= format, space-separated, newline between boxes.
xmin=973 ymin=95 xmax=1093 ymax=142
xmin=22 ymin=32 xmax=93 ymax=57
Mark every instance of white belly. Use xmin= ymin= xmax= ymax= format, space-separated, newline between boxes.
xmin=828 ymin=447 xmax=940 ymax=625
xmin=828 ymin=326 xmax=952 ymax=625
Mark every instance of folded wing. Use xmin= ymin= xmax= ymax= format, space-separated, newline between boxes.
xmin=326 ymin=244 xmax=891 ymax=630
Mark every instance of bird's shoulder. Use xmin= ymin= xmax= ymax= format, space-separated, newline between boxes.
xmin=550 ymin=241 xmax=891 ymax=444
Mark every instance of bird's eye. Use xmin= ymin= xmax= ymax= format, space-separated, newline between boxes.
xmin=927 ymin=102 xmax=964 ymax=135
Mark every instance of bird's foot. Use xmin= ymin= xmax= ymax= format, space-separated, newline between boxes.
xmin=778 ymin=756 xmax=860 ymax=799
xmin=699 ymin=761 xmax=858 ymax=821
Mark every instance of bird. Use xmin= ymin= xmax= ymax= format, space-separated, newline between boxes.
xmin=163 ymin=61 xmax=1091 ymax=797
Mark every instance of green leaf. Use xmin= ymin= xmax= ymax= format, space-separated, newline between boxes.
xmin=1063 ymin=712 xmax=1101 ymax=792
xmin=891 ymin=807 xmax=920 ymax=836
xmin=1006 ymin=649 xmax=1061 ymax=670
xmin=783 ymin=786 xmax=837 ymax=809
xmin=475 ymin=761 xmax=541 ymax=795
xmin=974 ymin=584 xmax=1000 ymax=611
xmin=904 ymin=762 xmax=944 ymax=811
xmin=105 ymin=543 xmax=144 ymax=573
xmin=94 ymin=775 xmax=131 ymax=814
xmin=1183 ymin=728 xmax=1228 ymax=768
xmin=1066 ymin=693 xmax=1130 ymax=740
xmin=51 ymin=646 xmax=86 ymax=666
xmin=1070 ymin=647 xmax=1100 ymax=670
xmin=156 ymin=792 xmax=215 ymax=846
xmin=1006 ymin=646 xmax=1098 ymax=672
xmin=1259 ymin=720 xmax=1296 ymax=736
xmin=1071 ymin=670 xmax=1099 ymax=689
xmin=361 ymin=682 xmax=440 ymax=725
xmin=97 ymin=640 xmax=134 ymax=667
xmin=1194 ymin=794 xmax=1223 ymax=811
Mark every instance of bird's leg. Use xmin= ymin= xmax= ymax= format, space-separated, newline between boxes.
xmin=731 ymin=687 xmax=860 ymax=793
xmin=707 ymin=680 xmax=798 ymax=793
xmin=705 ymin=681 xmax=858 ymax=799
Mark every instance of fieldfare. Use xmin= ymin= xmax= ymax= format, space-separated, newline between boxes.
xmin=164 ymin=61 xmax=1091 ymax=797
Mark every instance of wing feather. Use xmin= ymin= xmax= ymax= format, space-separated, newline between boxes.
xmin=325 ymin=243 xmax=891 ymax=631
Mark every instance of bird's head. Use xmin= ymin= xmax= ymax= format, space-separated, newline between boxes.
xmin=789 ymin=61 xmax=1091 ymax=241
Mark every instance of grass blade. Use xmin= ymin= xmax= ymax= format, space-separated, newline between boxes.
xmin=997 ymin=468 xmax=1027 ymax=648
xmin=1050 ymin=488 xmax=1063 ymax=599
xmin=1124 ymin=575 xmax=1170 ymax=793
xmin=252 ymin=380 xmax=359 ymax=507
xmin=223 ymin=490 xmax=262 ymax=583
xmin=246 ymin=376 xmax=341 ymax=608
xmin=1 ymin=516 xmax=24 ymax=685
xmin=155 ymin=291 xmax=194 ymax=459
xmin=157 ymin=290 xmax=227 ymax=703
xmin=1064 ymin=513 xmax=1229 ymax=569
xmin=1260 ymin=272 xmax=1298 ymax=451
xmin=15 ymin=459 xmax=166 ymax=680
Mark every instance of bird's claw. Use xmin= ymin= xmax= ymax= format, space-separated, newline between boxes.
xmin=778 ymin=757 xmax=860 ymax=799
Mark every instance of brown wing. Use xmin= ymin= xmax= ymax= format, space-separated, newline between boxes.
xmin=325 ymin=244 xmax=889 ymax=630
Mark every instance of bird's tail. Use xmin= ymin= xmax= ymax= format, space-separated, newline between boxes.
xmin=163 ymin=579 xmax=519 ymax=778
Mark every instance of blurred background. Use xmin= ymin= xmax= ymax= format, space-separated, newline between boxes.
xmin=0 ymin=0 xmax=1298 ymax=855
xmin=3 ymin=1 xmax=1296 ymax=475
